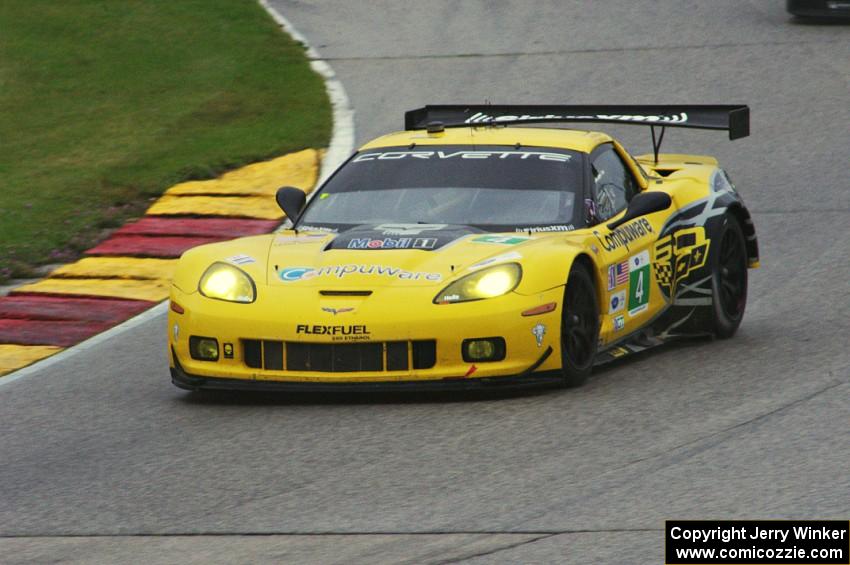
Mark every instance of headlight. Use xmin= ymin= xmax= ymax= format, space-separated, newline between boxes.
xmin=434 ymin=263 xmax=522 ymax=304
xmin=198 ymin=262 xmax=256 ymax=303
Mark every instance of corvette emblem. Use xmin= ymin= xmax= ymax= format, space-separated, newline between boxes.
xmin=321 ymin=307 xmax=355 ymax=315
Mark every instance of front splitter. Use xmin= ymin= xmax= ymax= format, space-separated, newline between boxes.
xmin=171 ymin=346 xmax=560 ymax=392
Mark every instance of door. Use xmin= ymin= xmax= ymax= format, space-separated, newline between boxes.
xmin=586 ymin=144 xmax=659 ymax=346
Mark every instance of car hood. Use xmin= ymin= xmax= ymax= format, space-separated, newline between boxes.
xmin=266 ymin=224 xmax=539 ymax=288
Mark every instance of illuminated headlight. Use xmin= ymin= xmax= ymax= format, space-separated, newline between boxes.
xmin=198 ymin=262 xmax=256 ymax=303
xmin=434 ymin=263 xmax=522 ymax=304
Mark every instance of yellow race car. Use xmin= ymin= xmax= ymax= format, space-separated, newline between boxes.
xmin=169 ymin=105 xmax=758 ymax=391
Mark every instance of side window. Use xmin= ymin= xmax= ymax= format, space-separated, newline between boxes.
xmin=590 ymin=146 xmax=638 ymax=222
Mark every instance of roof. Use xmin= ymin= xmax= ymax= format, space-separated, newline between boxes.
xmin=359 ymin=126 xmax=612 ymax=154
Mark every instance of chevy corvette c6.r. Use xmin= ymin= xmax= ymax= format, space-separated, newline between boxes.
xmin=168 ymin=104 xmax=759 ymax=391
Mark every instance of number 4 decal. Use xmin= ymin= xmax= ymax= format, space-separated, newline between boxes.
xmin=628 ymin=250 xmax=650 ymax=316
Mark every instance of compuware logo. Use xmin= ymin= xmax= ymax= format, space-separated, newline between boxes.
xmin=278 ymin=264 xmax=442 ymax=282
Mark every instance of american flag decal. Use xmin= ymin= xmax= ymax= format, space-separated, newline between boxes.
xmin=608 ymin=260 xmax=629 ymax=289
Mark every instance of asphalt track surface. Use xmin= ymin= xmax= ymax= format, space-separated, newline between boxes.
xmin=2 ymin=2 xmax=848 ymax=563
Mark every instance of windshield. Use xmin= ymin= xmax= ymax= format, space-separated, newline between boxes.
xmin=297 ymin=145 xmax=584 ymax=232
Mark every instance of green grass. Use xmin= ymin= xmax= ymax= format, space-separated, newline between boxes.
xmin=0 ymin=0 xmax=330 ymax=280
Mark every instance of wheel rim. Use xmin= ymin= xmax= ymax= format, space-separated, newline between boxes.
xmin=562 ymin=277 xmax=597 ymax=369
xmin=718 ymin=226 xmax=747 ymax=318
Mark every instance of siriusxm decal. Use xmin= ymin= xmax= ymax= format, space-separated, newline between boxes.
xmin=278 ymin=264 xmax=442 ymax=282
xmin=516 ymin=224 xmax=574 ymax=233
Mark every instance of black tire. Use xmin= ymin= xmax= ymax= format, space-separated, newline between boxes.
xmin=560 ymin=264 xmax=599 ymax=387
xmin=707 ymin=214 xmax=748 ymax=338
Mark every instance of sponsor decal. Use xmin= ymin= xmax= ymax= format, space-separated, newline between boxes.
xmin=321 ymin=307 xmax=354 ymax=315
xmin=469 ymin=251 xmax=522 ymax=270
xmin=353 ymin=150 xmax=572 ymax=163
xmin=346 ymin=237 xmax=437 ymax=250
xmin=607 ymin=259 xmax=629 ymax=290
xmin=465 ymin=364 xmax=478 ymax=377
xmin=296 ymin=324 xmax=370 ymax=342
xmin=473 ymin=235 xmax=532 ymax=245
xmin=412 ymin=238 xmax=438 ymax=249
xmin=627 ymin=251 xmax=651 ymax=316
xmin=298 ymin=225 xmax=338 ymax=233
xmin=227 ymin=254 xmax=255 ymax=265
xmin=274 ymin=234 xmax=330 ymax=245
xmin=609 ymin=290 xmax=626 ymax=314
xmin=593 ymin=218 xmax=653 ymax=252
xmin=375 ymin=223 xmax=447 ymax=236
xmin=613 ymin=315 xmax=625 ymax=332
xmin=278 ymin=264 xmax=442 ymax=282
xmin=590 ymin=244 xmax=600 ymax=255
xmin=278 ymin=267 xmax=315 ymax=282
xmin=515 ymin=224 xmax=575 ymax=233
xmin=654 ymin=227 xmax=710 ymax=298
xmin=223 ymin=343 xmax=234 ymax=359
xmin=172 ymin=324 xmax=179 ymax=340
xmin=464 ymin=111 xmax=688 ymax=125
xmin=532 ymin=323 xmax=547 ymax=347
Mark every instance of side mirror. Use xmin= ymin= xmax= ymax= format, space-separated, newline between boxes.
xmin=275 ymin=186 xmax=307 ymax=221
xmin=606 ymin=191 xmax=672 ymax=231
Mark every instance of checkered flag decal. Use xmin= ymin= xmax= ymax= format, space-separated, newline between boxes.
xmin=655 ymin=262 xmax=673 ymax=293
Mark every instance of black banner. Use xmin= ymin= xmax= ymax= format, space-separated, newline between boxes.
xmin=666 ymin=520 xmax=849 ymax=564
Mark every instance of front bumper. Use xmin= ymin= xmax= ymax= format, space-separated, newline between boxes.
xmin=168 ymin=283 xmax=565 ymax=388
xmin=171 ymin=346 xmax=560 ymax=392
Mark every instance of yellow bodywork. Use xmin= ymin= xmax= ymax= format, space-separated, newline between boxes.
xmin=169 ymin=127 xmax=755 ymax=386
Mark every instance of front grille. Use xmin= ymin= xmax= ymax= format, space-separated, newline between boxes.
xmin=244 ymin=340 xmax=262 ymax=368
xmin=263 ymin=340 xmax=283 ymax=371
xmin=386 ymin=341 xmax=408 ymax=371
xmin=241 ymin=339 xmax=437 ymax=372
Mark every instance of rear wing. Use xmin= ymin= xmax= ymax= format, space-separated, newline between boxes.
xmin=404 ymin=104 xmax=749 ymax=161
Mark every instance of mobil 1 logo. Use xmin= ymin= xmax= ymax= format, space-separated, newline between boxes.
xmin=628 ymin=250 xmax=651 ymax=316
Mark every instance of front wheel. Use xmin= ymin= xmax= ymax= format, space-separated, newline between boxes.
xmin=560 ymin=264 xmax=599 ymax=387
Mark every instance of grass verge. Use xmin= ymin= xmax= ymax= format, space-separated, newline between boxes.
xmin=0 ymin=0 xmax=330 ymax=281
